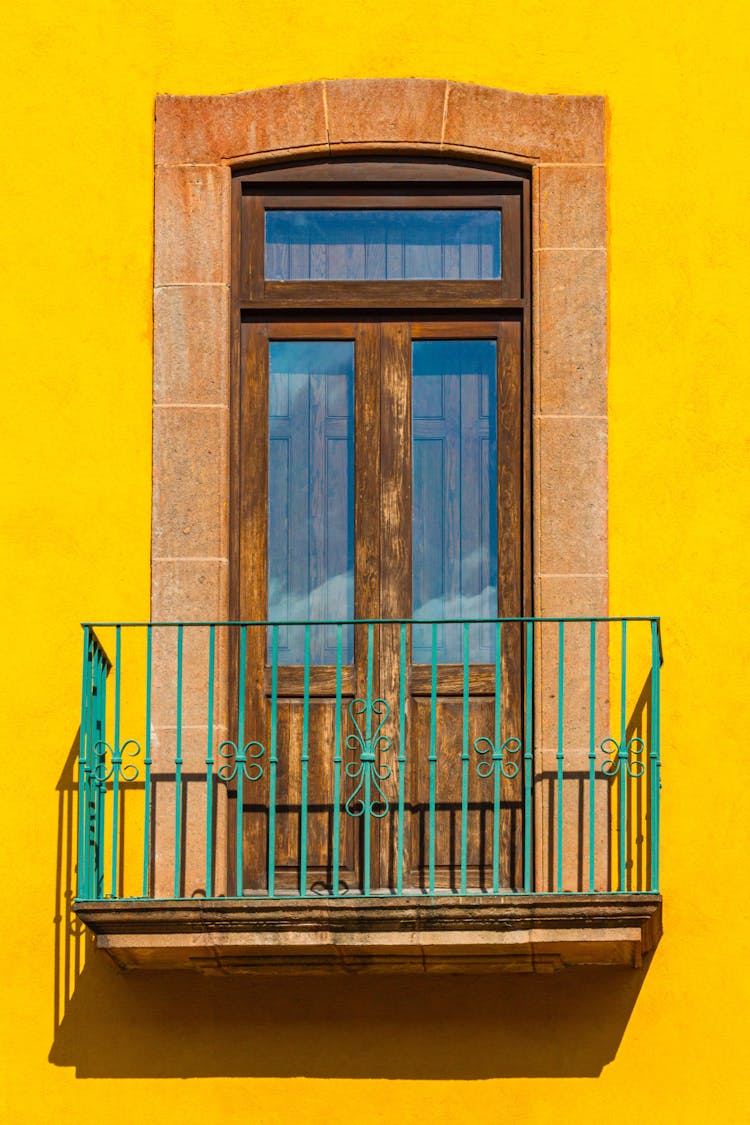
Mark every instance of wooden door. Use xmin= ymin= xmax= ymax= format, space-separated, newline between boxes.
xmin=237 ymin=317 xmax=523 ymax=895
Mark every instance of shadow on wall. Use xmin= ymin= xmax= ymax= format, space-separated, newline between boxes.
xmin=51 ymin=737 xmax=653 ymax=1080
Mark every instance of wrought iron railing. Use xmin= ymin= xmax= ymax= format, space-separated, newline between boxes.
xmin=76 ymin=617 xmax=662 ymax=903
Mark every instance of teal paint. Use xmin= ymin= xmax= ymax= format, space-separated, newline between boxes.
xmin=429 ymin=623 xmax=438 ymax=896
xmin=588 ymin=620 xmax=597 ymax=892
xmin=300 ymin=624 xmax=310 ymax=896
xmin=461 ymin=622 xmax=470 ymax=895
xmin=75 ymin=617 xmax=662 ymax=902
xmin=332 ymin=624 xmax=342 ymax=897
xmin=204 ymin=625 xmax=215 ymax=898
xmin=268 ymin=625 xmax=279 ymax=897
xmin=557 ymin=621 xmax=564 ymax=893
xmin=174 ymin=624 xmax=184 ymax=899
xmin=142 ymin=625 xmax=153 ymax=898
xmin=397 ymin=623 xmax=407 ymax=896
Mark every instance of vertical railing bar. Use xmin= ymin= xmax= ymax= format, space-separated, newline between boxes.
xmin=363 ymin=623 xmax=374 ymax=896
xmin=397 ymin=623 xmax=407 ymax=897
xmin=331 ymin=624 xmax=342 ymax=897
xmin=300 ymin=624 xmax=310 ymax=897
xmin=523 ymin=621 xmax=533 ymax=893
xmin=236 ymin=624 xmax=247 ymax=898
xmin=92 ymin=638 xmax=102 ymax=898
xmin=142 ymin=625 xmax=153 ymax=899
xmin=204 ymin=625 xmax=215 ymax=898
xmin=268 ymin=625 xmax=279 ymax=898
xmin=619 ymin=619 xmax=628 ymax=892
xmin=95 ymin=651 xmax=106 ymax=898
xmin=588 ymin=620 xmax=597 ymax=893
xmin=110 ymin=625 xmax=122 ymax=899
xmin=429 ymin=623 xmax=438 ymax=896
xmin=492 ymin=621 xmax=502 ymax=894
xmin=174 ymin=624 xmax=184 ymax=899
xmin=650 ymin=619 xmax=661 ymax=892
xmin=460 ymin=622 xmax=470 ymax=895
xmin=77 ymin=627 xmax=91 ymax=900
xmin=556 ymin=621 xmax=565 ymax=893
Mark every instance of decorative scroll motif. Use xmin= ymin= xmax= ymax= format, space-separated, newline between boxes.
xmin=92 ymin=739 xmax=141 ymax=784
xmin=344 ymin=698 xmax=392 ymax=818
xmin=474 ymin=735 xmax=522 ymax=779
xmin=601 ymin=736 xmax=646 ymax=778
xmin=217 ymin=740 xmax=265 ymax=783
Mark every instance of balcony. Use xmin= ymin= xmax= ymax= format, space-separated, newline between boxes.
xmin=73 ymin=617 xmax=662 ymax=973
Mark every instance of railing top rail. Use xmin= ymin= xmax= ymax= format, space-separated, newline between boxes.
xmin=82 ymin=615 xmax=662 ymax=628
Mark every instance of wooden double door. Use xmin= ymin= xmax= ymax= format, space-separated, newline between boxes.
xmin=235 ymin=315 xmax=525 ymax=894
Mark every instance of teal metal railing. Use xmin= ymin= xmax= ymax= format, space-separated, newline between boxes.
xmin=76 ymin=617 xmax=662 ymax=902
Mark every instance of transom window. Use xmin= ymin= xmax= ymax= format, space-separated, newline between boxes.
xmin=265 ymin=208 xmax=502 ymax=280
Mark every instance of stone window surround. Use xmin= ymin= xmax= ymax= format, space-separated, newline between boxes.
xmin=151 ymin=78 xmax=608 ymax=891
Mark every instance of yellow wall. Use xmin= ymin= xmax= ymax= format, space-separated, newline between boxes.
xmin=1 ymin=2 xmax=749 ymax=1121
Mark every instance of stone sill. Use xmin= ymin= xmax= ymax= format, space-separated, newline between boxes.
xmin=74 ymin=894 xmax=661 ymax=974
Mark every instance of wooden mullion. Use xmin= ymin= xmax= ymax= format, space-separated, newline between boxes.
xmin=353 ymin=320 xmax=381 ymax=692
xmin=234 ymin=322 xmax=270 ymax=892
xmin=497 ymin=316 xmax=525 ymax=889
xmin=376 ymin=321 xmax=412 ymax=890
xmin=259 ymin=282 xmax=521 ymax=308
xmin=245 ymin=192 xmax=265 ymax=302
xmin=497 ymin=318 xmax=523 ymax=621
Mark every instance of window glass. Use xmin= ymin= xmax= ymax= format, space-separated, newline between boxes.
xmin=265 ymin=209 xmax=501 ymax=281
xmin=412 ymin=339 xmax=498 ymax=662
xmin=268 ymin=341 xmax=354 ymax=664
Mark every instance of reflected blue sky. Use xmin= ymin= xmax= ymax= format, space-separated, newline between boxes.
xmin=268 ymin=341 xmax=354 ymax=664
xmin=412 ymin=340 xmax=498 ymax=662
xmin=266 ymin=336 xmax=499 ymax=666
xmin=266 ymin=209 xmax=501 ymax=281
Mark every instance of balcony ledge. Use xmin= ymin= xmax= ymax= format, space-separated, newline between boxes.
xmin=74 ymin=894 xmax=662 ymax=974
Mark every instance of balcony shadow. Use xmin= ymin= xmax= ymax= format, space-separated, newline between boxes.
xmin=52 ymin=729 xmax=655 ymax=1080
xmin=50 ymin=947 xmax=652 ymax=1079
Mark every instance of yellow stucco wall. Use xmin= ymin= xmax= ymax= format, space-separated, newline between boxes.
xmin=1 ymin=1 xmax=749 ymax=1121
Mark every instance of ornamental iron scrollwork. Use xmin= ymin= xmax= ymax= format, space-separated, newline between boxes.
xmin=92 ymin=739 xmax=141 ymax=784
xmin=217 ymin=740 xmax=265 ymax=783
xmin=474 ymin=735 xmax=522 ymax=779
xmin=601 ymin=736 xmax=646 ymax=778
xmin=344 ymin=697 xmax=392 ymax=818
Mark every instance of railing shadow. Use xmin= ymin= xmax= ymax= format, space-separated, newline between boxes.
xmin=53 ymin=733 xmax=93 ymax=1037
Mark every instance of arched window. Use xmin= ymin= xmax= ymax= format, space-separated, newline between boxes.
xmin=148 ymin=81 xmax=614 ymax=911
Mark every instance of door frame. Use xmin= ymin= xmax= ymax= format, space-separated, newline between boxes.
xmin=229 ymin=158 xmax=532 ymax=894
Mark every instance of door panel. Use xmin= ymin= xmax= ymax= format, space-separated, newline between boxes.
xmin=238 ymin=323 xmax=373 ymax=894
xmin=377 ymin=324 xmax=523 ymax=892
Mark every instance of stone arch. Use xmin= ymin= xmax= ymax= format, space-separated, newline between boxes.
xmin=151 ymin=83 xmax=608 ymax=893
xmin=153 ymin=78 xmax=607 ymax=630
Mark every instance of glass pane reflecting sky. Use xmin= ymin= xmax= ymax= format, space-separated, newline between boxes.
xmin=268 ymin=341 xmax=354 ymax=665
xmin=412 ymin=340 xmax=498 ymax=662
xmin=266 ymin=209 xmax=501 ymax=281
